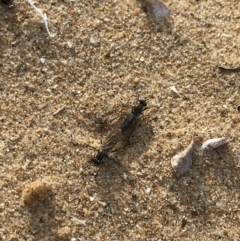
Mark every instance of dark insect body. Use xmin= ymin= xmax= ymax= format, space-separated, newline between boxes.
xmin=92 ymin=131 xmax=122 ymax=166
xmin=120 ymin=99 xmax=147 ymax=134
xmin=92 ymin=148 xmax=108 ymax=166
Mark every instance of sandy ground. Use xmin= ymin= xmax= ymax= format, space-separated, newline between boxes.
xmin=0 ymin=0 xmax=240 ymax=240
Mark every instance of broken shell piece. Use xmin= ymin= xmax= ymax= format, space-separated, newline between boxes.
xmin=171 ymin=137 xmax=201 ymax=177
xmin=201 ymin=137 xmax=228 ymax=151
xmin=143 ymin=0 xmax=170 ymax=20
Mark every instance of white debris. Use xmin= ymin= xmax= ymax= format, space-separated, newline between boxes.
xmin=67 ymin=41 xmax=73 ymax=48
xmin=123 ymin=173 xmax=128 ymax=180
xmin=201 ymin=137 xmax=228 ymax=151
xmin=170 ymin=86 xmax=181 ymax=97
xmin=171 ymin=137 xmax=202 ymax=177
xmin=70 ymin=216 xmax=86 ymax=226
xmin=40 ymin=57 xmax=45 ymax=63
xmin=26 ymin=0 xmax=55 ymax=38
xmin=90 ymin=36 xmax=98 ymax=45
xmin=146 ymin=187 xmax=151 ymax=194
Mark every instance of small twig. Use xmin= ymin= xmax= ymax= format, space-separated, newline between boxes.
xmin=53 ymin=105 xmax=66 ymax=116
xmin=70 ymin=216 xmax=86 ymax=226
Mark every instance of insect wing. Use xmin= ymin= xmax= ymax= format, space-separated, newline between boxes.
xmin=120 ymin=113 xmax=135 ymax=133
xmin=102 ymin=131 xmax=122 ymax=151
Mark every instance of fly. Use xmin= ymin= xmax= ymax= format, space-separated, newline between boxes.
xmin=91 ymin=99 xmax=147 ymax=166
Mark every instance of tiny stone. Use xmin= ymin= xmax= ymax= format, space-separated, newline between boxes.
xmin=61 ymin=60 xmax=68 ymax=65
xmin=216 ymin=199 xmax=226 ymax=207
xmin=67 ymin=41 xmax=73 ymax=48
xmin=41 ymin=67 xmax=48 ymax=72
xmin=90 ymin=36 xmax=98 ymax=45
xmin=40 ymin=58 xmax=45 ymax=63
xmin=123 ymin=173 xmax=128 ymax=180
xmin=146 ymin=187 xmax=151 ymax=194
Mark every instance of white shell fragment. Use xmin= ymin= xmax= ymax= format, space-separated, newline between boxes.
xmin=171 ymin=137 xmax=202 ymax=177
xmin=201 ymin=137 xmax=228 ymax=151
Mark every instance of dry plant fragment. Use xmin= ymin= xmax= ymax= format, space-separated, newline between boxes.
xmin=53 ymin=105 xmax=66 ymax=116
xmin=25 ymin=0 xmax=55 ymax=38
xmin=170 ymin=86 xmax=181 ymax=97
xmin=201 ymin=137 xmax=228 ymax=151
xmin=218 ymin=66 xmax=240 ymax=73
xmin=171 ymin=137 xmax=202 ymax=177
xmin=22 ymin=179 xmax=52 ymax=206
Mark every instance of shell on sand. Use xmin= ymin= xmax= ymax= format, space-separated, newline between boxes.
xmin=171 ymin=137 xmax=202 ymax=177
xmin=141 ymin=0 xmax=170 ymax=20
xmin=201 ymin=137 xmax=228 ymax=151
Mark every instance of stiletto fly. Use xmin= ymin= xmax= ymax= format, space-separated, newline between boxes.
xmin=91 ymin=99 xmax=147 ymax=166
